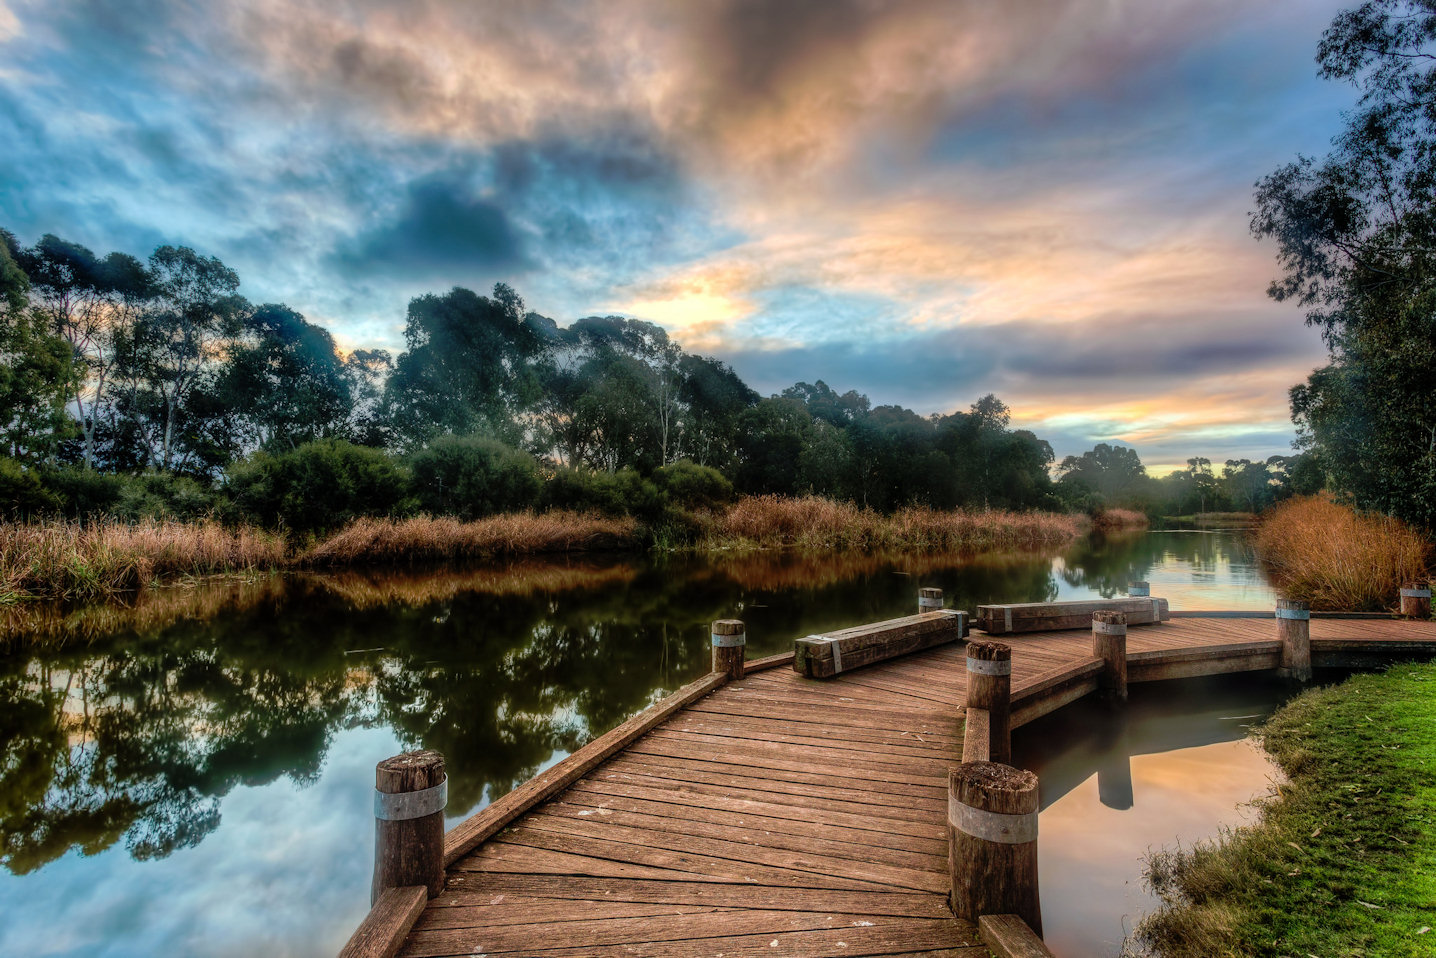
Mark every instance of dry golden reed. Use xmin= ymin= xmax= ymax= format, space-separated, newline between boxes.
xmin=300 ymin=513 xmax=640 ymax=566
xmin=1255 ymin=495 xmax=1431 ymax=611
xmin=0 ymin=518 xmax=284 ymax=599
xmin=699 ymin=495 xmax=1084 ymax=553
xmin=1091 ymin=507 xmax=1150 ymax=530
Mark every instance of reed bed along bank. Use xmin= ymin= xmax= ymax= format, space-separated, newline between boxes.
xmin=1255 ymin=495 xmax=1431 ymax=611
xmin=0 ymin=518 xmax=284 ymax=600
xmin=1091 ymin=507 xmax=1150 ymax=531
xmin=1 ymin=496 xmax=1092 ymax=601
xmin=300 ymin=512 xmax=640 ymax=566
xmin=697 ymin=495 xmax=1085 ymax=553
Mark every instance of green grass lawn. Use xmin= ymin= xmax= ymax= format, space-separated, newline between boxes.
xmin=1136 ymin=662 xmax=1436 ymax=957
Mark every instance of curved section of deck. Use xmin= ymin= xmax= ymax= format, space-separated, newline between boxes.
xmin=368 ymin=614 xmax=1436 ymax=958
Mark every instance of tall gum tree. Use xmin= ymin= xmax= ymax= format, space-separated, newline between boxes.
xmin=1254 ymin=0 xmax=1436 ymax=529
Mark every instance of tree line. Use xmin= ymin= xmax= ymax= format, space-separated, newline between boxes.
xmin=0 ymin=226 xmax=1322 ymax=532
xmin=0 ymin=227 xmax=1074 ymax=529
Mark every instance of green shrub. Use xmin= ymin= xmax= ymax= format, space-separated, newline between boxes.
xmin=0 ymin=457 xmax=62 ymax=518
xmin=409 ymin=435 xmax=541 ymax=519
xmin=225 ymin=439 xmax=414 ymax=535
xmin=112 ymin=472 xmax=219 ymax=522
xmin=542 ymin=467 xmax=663 ymax=519
xmin=653 ymin=460 xmax=733 ymax=510
xmin=38 ymin=465 xmax=125 ymax=518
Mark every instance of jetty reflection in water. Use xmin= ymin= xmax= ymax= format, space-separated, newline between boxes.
xmin=0 ymin=531 xmax=1278 ymax=958
xmin=1013 ymin=672 xmax=1289 ymax=957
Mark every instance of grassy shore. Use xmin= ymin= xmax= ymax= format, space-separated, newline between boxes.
xmin=1136 ymin=663 xmax=1436 ymax=957
xmin=1255 ymin=495 xmax=1431 ymax=611
xmin=0 ymin=496 xmax=1122 ymax=601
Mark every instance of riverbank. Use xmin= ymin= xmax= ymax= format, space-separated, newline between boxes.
xmin=0 ymin=497 xmax=1147 ymax=601
xmin=1135 ymin=662 xmax=1436 ymax=957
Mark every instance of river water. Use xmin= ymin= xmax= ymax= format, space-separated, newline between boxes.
xmin=0 ymin=531 xmax=1285 ymax=957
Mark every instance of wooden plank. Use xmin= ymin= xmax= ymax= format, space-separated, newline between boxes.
xmin=583 ymin=763 xmax=945 ymax=823
xmin=399 ymin=915 xmax=984 ymax=958
xmin=976 ymin=597 xmax=1168 ymax=634
xmin=600 ymin=755 xmax=946 ymax=812
xmin=794 ymin=610 xmax=967 ymax=678
xmin=507 ymin=815 xmax=949 ymax=893
xmin=564 ymin=777 xmax=945 ymax=842
xmin=418 ymin=898 xmax=724 ymax=930
xmin=433 ymin=874 xmax=956 ymax=918
xmin=536 ymin=798 xmax=946 ymax=866
xmin=962 ymin=708 xmax=990 ymax=763
xmin=444 ymin=670 xmax=727 ymax=866
xmin=978 ymin=914 xmax=1056 ymax=958
xmin=338 ymin=886 xmax=428 ymax=958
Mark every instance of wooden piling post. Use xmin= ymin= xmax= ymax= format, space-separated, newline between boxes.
xmin=966 ymin=641 xmax=1012 ymax=764
xmin=1128 ymin=581 xmax=1150 ymax=597
xmin=1276 ymin=598 xmax=1311 ymax=682
xmin=919 ymin=587 xmax=944 ymax=614
xmin=712 ymin=619 xmax=746 ymax=680
xmin=1400 ymin=582 xmax=1431 ymax=619
xmin=372 ymin=750 xmax=447 ymax=905
xmin=1092 ymin=610 xmax=1128 ymax=705
xmin=948 ymin=761 xmax=1042 ymax=935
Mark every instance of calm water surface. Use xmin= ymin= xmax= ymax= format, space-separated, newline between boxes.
xmin=0 ymin=531 xmax=1282 ymax=957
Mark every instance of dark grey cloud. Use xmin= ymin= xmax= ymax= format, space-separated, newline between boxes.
xmin=332 ymin=170 xmax=531 ymax=280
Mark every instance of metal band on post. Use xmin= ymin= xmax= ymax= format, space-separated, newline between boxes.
xmin=1401 ymin=587 xmax=1431 ymax=598
xmin=949 ymin=794 xmax=1039 ymax=844
xmin=966 ymin=656 xmax=1012 ymax=676
xmin=1092 ymin=621 xmax=1126 ymax=635
xmin=711 ymin=619 xmax=746 ymax=679
xmin=1275 ymin=607 xmax=1311 ymax=620
xmin=919 ymin=587 xmax=944 ymax=613
xmin=375 ymin=780 xmax=447 ymax=821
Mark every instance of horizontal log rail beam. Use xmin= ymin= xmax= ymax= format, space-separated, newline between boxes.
xmin=978 ymin=913 xmax=1056 ymax=958
xmin=794 ymin=609 xmax=968 ymax=678
xmin=337 ymin=886 xmax=427 ymax=958
xmin=975 ymin=597 xmax=1168 ymax=635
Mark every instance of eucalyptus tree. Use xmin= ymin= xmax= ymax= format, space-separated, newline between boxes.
xmin=13 ymin=233 xmax=151 ymax=468
xmin=1254 ymin=0 xmax=1436 ymax=528
xmin=110 ymin=246 xmax=247 ymax=472
xmin=0 ymin=232 xmax=77 ymax=462
xmin=384 ymin=284 xmax=548 ymax=449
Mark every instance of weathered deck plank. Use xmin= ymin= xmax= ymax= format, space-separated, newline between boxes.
xmin=367 ymin=613 xmax=1436 ymax=958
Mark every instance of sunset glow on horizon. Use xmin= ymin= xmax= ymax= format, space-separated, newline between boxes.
xmin=0 ymin=0 xmax=1356 ymax=466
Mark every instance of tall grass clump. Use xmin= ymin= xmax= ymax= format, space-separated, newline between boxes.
xmin=1092 ymin=507 xmax=1150 ymax=531
xmin=701 ymin=495 xmax=1083 ymax=553
xmin=1255 ymin=495 xmax=1431 ymax=611
xmin=0 ymin=518 xmax=285 ymax=600
xmin=301 ymin=513 xmax=640 ymax=566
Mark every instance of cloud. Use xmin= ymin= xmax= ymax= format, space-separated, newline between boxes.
xmin=0 ymin=0 xmax=1358 ymax=465
xmin=331 ymin=169 xmax=531 ymax=280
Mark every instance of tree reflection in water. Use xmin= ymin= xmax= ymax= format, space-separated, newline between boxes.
xmin=0 ymin=532 xmax=1263 ymax=876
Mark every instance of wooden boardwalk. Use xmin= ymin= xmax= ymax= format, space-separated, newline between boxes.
xmin=350 ymin=612 xmax=1436 ymax=958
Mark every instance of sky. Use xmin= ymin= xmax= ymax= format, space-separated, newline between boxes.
xmin=0 ymin=0 xmax=1360 ymax=472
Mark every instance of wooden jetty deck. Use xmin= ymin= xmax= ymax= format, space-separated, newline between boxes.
xmin=343 ymin=603 xmax=1436 ymax=958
